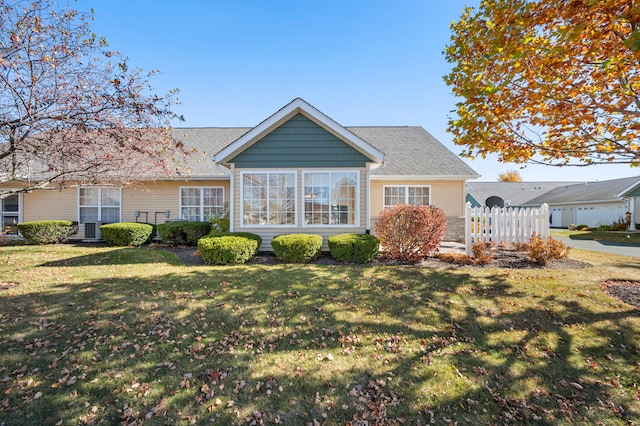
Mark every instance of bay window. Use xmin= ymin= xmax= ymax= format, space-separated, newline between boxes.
xmin=304 ymin=171 xmax=358 ymax=226
xmin=242 ymin=172 xmax=296 ymax=226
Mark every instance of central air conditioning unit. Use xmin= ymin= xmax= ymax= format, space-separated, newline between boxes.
xmin=84 ymin=222 xmax=102 ymax=240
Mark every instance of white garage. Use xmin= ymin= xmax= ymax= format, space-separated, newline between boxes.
xmin=523 ymin=176 xmax=640 ymax=230
xmin=575 ymin=204 xmax=628 ymax=228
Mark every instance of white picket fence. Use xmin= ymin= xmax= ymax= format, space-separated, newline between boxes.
xmin=465 ymin=202 xmax=549 ymax=254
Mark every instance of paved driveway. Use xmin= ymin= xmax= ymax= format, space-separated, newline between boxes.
xmin=555 ymin=237 xmax=640 ymax=258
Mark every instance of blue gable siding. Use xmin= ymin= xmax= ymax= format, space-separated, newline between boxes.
xmin=628 ymin=186 xmax=640 ymax=197
xmin=228 ymin=114 xmax=372 ymax=168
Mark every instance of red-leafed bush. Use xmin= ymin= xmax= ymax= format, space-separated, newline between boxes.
xmin=375 ymin=204 xmax=447 ymax=263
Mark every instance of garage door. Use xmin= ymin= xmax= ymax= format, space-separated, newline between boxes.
xmin=550 ymin=207 xmax=562 ymax=228
xmin=575 ymin=204 xmax=627 ymax=228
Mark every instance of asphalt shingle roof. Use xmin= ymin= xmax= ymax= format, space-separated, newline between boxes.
xmin=466 ymin=181 xmax=577 ymax=207
xmin=172 ymin=126 xmax=478 ymax=178
xmin=524 ymin=176 xmax=640 ymax=205
xmin=348 ymin=126 xmax=478 ymax=177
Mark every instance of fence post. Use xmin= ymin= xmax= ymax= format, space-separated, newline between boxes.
xmin=541 ymin=203 xmax=550 ymax=238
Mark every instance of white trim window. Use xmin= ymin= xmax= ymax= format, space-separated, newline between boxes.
xmin=79 ymin=187 xmax=121 ymax=224
xmin=241 ymin=172 xmax=296 ymax=226
xmin=304 ymin=171 xmax=359 ymax=226
xmin=1 ymin=193 xmax=20 ymax=234
xmin=180 ymin=187 xmax=225 ymax=221
xmin=383 ymin=185 xmax=431 ymax=209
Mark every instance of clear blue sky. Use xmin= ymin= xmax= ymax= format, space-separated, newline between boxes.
xmin=71 ymin=0 xmax=638 ymax=182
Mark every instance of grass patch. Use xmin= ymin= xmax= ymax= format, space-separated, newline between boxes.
xmin=1 ymin=245 xmax=639 ymax=424
xmin=570 ymin=231 xmax=640 ymax=244
xmin=552 ymin=230 xmax=640 ymax=244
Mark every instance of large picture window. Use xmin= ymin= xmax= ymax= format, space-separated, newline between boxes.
xmin=383 ymin=185 xmax=430 ymax=209
xmin=79 ymin=187 xmax=121 ymax=224
xmin=242 ymin=172 xmax=296 ymax=226
xmin=180 ymin=187 xmax=224 ymax=221
xmin=304 ymin=171 xmax=358 ymax=226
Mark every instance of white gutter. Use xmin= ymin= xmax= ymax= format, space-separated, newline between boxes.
xmin=369 ymin=174 xmax=480 ymax=180
xmin=366 ymin=162 xmax=383 ymax=232
xmin=229 ymin=165 xmax=235 ymax=232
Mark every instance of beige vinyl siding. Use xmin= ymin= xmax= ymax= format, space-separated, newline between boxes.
xmin=370 ymin=179 xmax=466 ymax=218
xmin=22 ymin=188 xmax=77 ymax=222
xmin=19 ymin=180 xmax=230 ymax=239
xmin=120 ymin=181 xmax=229 ymax=224
xmin=369 ymin=179 xmax=467 ymax=241
xmin=233 ymin=168 xmax=367 ymax=251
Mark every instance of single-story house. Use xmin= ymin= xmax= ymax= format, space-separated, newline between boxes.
xmin=523 ymin=176 xmax=640 ymax=229
xmin=467 ymin=176 xmax=640 ymax=230
xmin=1 ymin=98 xmax=479 ymax=249
xmin=466 ymin=181 xmax=577 ymax=208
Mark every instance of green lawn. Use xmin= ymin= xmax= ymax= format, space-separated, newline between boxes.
xmin=1 ymin=244 xmax=639 ymax=425
xmin=552 ymin=229 xmax=640 ymax=244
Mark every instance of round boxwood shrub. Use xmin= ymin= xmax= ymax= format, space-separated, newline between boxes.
xmin=214 ymin=232 xmax=262 ymax=255
xmin=198 ymin=234 xmax=260 ymax=265
xmin=271 ymin=233 xmax=322 ymax=263
xmin=17 ymin=220 xmax=78 ymax=244
xmin=157 ymin=221 xmax=212 ymax=246
xmin=100 ymin=222 xmax=153 ymax=246
xmin=328 ymin=233 xmax=380 ymax=263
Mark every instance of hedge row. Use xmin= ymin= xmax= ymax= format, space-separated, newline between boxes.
xmin=14 ymin=220 xmax=382 ymax=265
xmin=17 ymin=220 xmax=78 ymax=244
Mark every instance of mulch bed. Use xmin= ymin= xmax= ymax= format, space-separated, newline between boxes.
xmin=162 ymin=245 xmax=590 ymax=270
xmin=599 ymin=280 xmax=640 ymax=310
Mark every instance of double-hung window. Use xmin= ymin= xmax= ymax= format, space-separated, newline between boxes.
xmin=304 ymin=171 xmax=358 ymax=226
xmin=1 ymin=194 xmax=20 ymax=234
xmin=79 ymin=187 xmax=121 ymax=224
xmin=383 ymin=185 xmax=430 ymax=209
xmin=180 ymin=187 xmax=224 ymax=221
xmin=242 ymin=172 xmax=296 ymax=226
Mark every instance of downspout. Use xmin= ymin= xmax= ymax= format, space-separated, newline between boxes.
xmin=623 ymin=197 xmax=636 ymax=231
xmin=366 ymin=161 xmax=383 ymax=233
xmin=229 ymin=164 xmax=235 ymax=232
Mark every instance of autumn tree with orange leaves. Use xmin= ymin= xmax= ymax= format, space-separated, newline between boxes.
xmin=497 ymin=170 xmax=523 ymax=182
xmin=0 ymin=0 xmax=186 ymax=199
xmin=444 ymin=0 xmax=640 ymax=167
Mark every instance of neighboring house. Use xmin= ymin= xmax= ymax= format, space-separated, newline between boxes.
xmin=523 ymin=176 xmax=640 ymax=229
xmin=1 ymin=98 xmax=479 ymax=248
xmin=466 ymin=181 xmax=576 ymax=208
xmin=467 ymin=177 xmax=640 ymax=230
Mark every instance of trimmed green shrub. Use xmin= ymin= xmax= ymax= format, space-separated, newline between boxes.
xmin=271 ymin=233 xmax=322 ymax=263
xmin=157 ymin=221 xmax=212 ymax=246
xmin=576 ymin=224 xmax=590 ymax=231
xmin=17 ymin=220 xmax=78 ymax=244
xmin=214 ymin=232 xmax=262 ymax=255
xmin=100 ymin=222 xmax=153 ymax=246
xmin=198 ymin=235 xmax=259 ymax=265
xmin=375 ymin=204 xmax=447 ymax=263
xmin=597 ymin=225 xmax=611 ymax=231
xmin=328 ymin=233 xmax=379 ymax=263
